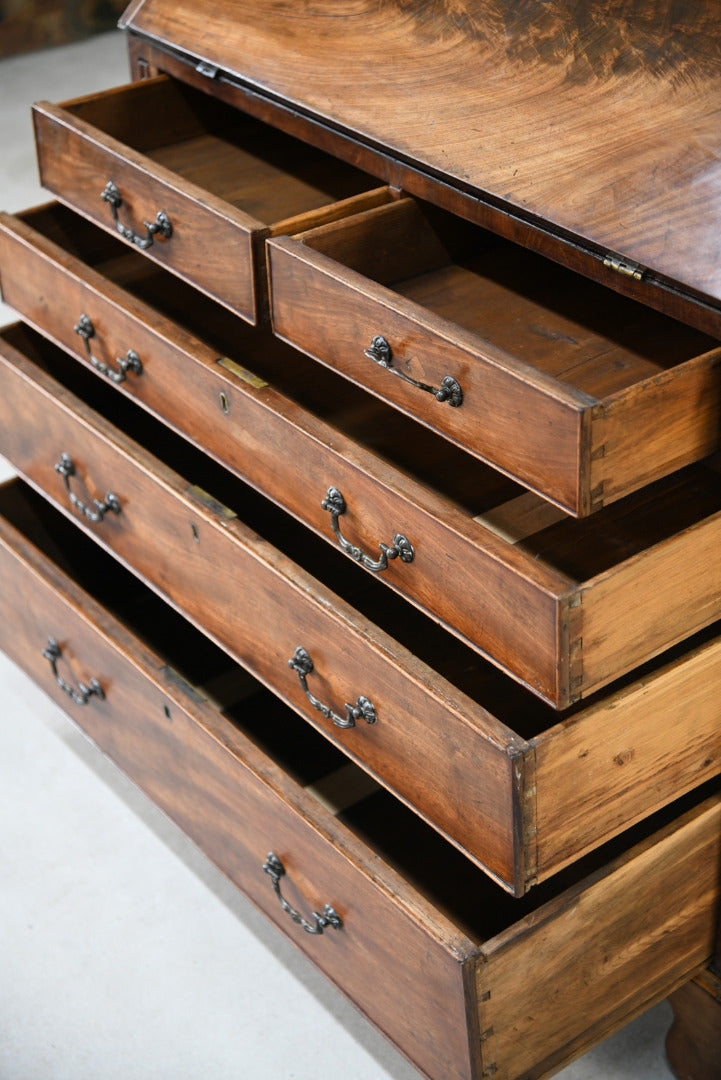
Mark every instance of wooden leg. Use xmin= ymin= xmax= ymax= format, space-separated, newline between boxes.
xmin=666 ymin=966 xmax=721 ymax=1080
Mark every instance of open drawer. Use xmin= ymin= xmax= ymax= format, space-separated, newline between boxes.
xmin=0 ymin=476 xmax=719 ymax=1080
xmin=267 ymin=197 xmax=721 ymax=515
xmin=0 ymin=324 xmax=720 ymax=895
xmin=31 ymin=75 xmax=390 ymax=324
xmin=2 ymin=217 xmax=721 ymax=710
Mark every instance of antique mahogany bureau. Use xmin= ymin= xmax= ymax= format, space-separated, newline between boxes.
xmin=1 ymin=3 xmax=721 ymax=1079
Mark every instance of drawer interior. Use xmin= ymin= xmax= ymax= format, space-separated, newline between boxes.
xmin=57 ymin=77 xmax=380 ymax=227
xmin=3 ymin=475 xmax=719 ymax=944
xmin=296 ymin=197 xmax=720 ymax=398
xmin=7 ymin=322 xmax=721 ymax=741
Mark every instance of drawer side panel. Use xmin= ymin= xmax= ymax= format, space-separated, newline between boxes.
xmin=479 ymin=792 xmax=721 ymax=1079
xmin=533 ymin=634 xmax=721 ymax=879
xmin=589 ymin=350 xmax=721 ymax=511
xmin=580 ymin=512 xmax=721 ymax=698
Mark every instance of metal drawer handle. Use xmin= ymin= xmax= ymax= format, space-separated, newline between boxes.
xmin=55 ymin=453 xmax=121 ymax=523
xmin=262 ymin=852 xmax=342 ymax=935
xmin=364 ymin=335 xmax=463 ymax=407
xmin=74 ymin=314 xmax=143 ymax=384
xmin=321 ymin=486 xmax=414 ymax=573
xmin=42 ymin=637 xmax=105 ymax=706
xmin=101 ymin=180 xmax=173 ymax=250
xmin=288 ymin=646 xmax=377 ymax=729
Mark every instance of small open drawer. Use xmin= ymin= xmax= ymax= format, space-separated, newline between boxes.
xmin=267 ymin=197 xmax=721 ymax=515
xmin=0 ymin=324 xmax=721 ymax=895
xmin=0 ymin=477 xmax=719 ymax=1080
xmin=32 ymin=75 xmax=391 ymax=324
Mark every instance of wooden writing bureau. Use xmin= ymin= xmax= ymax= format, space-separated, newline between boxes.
xmin=1 ymin=4 xmax=721 ymax=1078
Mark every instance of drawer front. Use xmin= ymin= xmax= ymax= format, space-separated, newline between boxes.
xmin=32 ymin=77 xmax=389 ymax=324
xmin=267 ymin=199 xmax=721 ymax=517
xmin=0 ymin=328 xmax=522 ymax=890
xmin=0 ymin=491 xmax=480 ymax=1080
xmin=34 ymin=97 xmax=259 ymax=322
xmin=1 ymin=480 xmax=719 ymax=1080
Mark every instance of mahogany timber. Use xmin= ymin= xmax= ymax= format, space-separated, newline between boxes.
xmin=1 ymin=324 xmax=721 ymax=896
xmin=0 ymin=212 xmax=574 ymax=712
xmin=0 ymin=476 xmax=720 ymax=1080
xmin=4 ymin=5 xmax=720 ymax=1076
xmin=121 ymin=35 xmax=721 ymax=345
xmin=119 ymin=0 xmax=721 ymax=322
xmin=31 ymin=76 xmax=386 ymax=323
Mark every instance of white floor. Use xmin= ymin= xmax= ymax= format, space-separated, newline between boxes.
xmin=0 ymin=32 xmax=678 ymax=1080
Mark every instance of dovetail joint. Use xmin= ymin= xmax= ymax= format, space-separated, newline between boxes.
xmin=590 ymin=481 xmax=606 ymax=507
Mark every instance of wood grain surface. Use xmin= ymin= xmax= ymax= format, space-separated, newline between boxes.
xmin=479 ymin=791 xmax=721 ymax=1079
xmin=32 ymin=76 xmax=382 ymax=323
xmin=1 ymin=324 xmax=721 ymax=895
xmin=0 ymin=326 xmax=529 ymax=888
xmin=121 ymin=0 xmax=721 ymax=312
xmin=0 ymin=214 xmax=571 ymax=712
xmin=2 ymin=319 xmax=721 ymax=710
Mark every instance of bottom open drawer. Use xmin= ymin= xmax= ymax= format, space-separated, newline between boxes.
xmin=0 ymin=477 xmax=719 ymax=1080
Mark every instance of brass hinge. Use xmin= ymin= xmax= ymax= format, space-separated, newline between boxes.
xmin=196 ymin=61 xmax=219 ymax=79
xmin=602 ymin=254 xmax=645 ymax=281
